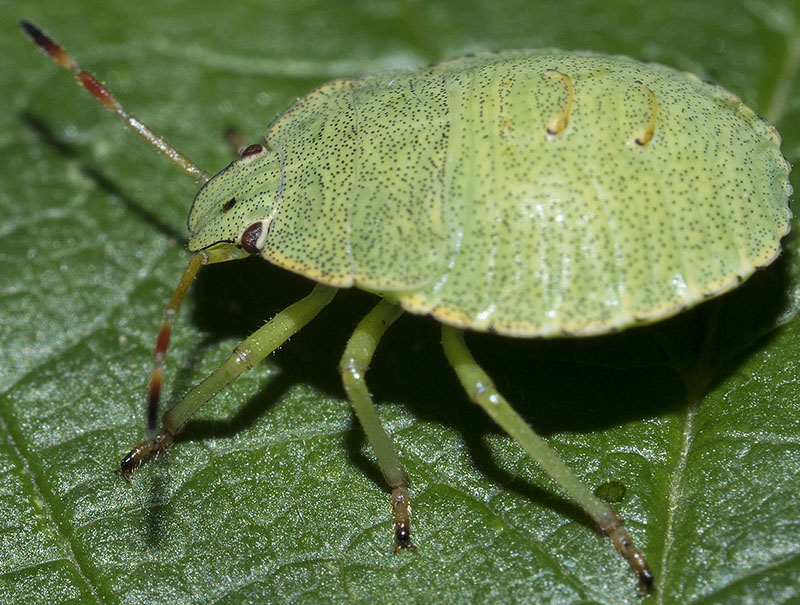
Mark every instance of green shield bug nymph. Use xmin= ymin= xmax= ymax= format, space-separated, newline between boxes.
xmin=21 ymin=21 xmax=792 ymax=597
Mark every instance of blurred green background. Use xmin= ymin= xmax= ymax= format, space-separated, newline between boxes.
xmin=2 ymin=1 xmax=799 ymax=603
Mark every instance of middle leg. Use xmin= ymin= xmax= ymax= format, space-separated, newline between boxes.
xmin=338 ymin=299 xmax=411 ymax=548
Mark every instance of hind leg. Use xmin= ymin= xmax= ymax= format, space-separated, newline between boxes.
xmin=441 ymin=325 xmax=652 ymax=595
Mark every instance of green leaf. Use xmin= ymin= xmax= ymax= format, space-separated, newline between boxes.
xmin=3 ymin=1 xmax=799 ymax=603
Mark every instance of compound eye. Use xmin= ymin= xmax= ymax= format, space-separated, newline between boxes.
xmin=240 ymin=220 xmax=267 ymax=254
xmin=240 ymin=144 xmax=266 ymax=160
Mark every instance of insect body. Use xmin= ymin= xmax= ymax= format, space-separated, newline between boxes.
xmin=22 ymin=21 xmax=792 ymax=596
xmin=192 ymin=54 xmax=791 ymax=338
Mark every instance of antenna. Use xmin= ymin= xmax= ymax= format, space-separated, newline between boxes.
xmin=20 ymin=20 xmax=219 ymax=436
xmin=20 ymin=20 xmax=211 ymax=184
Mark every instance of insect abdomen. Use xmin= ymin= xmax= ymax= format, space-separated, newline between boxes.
xmin=266 ymin=51 xmax=790 ymax=337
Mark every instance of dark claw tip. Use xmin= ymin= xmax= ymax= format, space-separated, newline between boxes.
xmin=119 ymin=452 xmax=138 ymax=481
xmin=637 ymin=569 xmax=654 ymax=597
xmin=394 ymin=523 xmax=413 ymax=550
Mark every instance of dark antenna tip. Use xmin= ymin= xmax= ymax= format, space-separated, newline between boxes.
xmin=19 ymin=19 xmax=38 ymax=36
xmin=19 ymin=19 xmax=77 ymax=72
xmin=20 ymin=20 xmax=49 ymax=50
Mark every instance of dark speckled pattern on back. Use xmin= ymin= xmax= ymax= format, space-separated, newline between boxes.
xmin=188 ymin=50 xmax=792 ymax=337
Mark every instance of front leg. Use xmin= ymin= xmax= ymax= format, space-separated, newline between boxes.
xmin=121 ymin=283 xmax=337 ymax=479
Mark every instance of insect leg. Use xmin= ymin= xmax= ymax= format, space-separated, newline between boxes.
xmin=440 ymin=325 xmax=653 ymax=596
xmin=338 ymin=299 xmax=411 ymax=549
xmin=121 ymin=282 xmax=338 ymax=479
